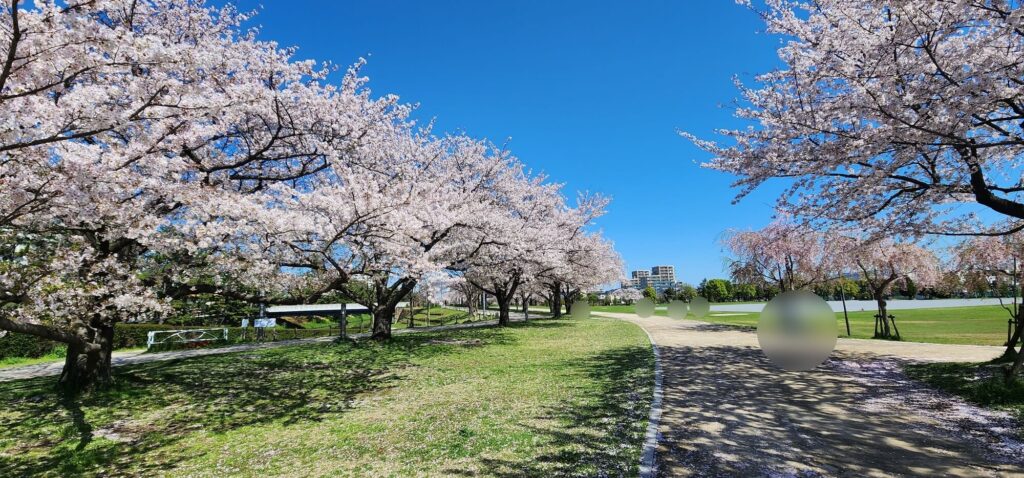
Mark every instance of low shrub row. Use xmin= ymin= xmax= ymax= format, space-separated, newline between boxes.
xmin=0 ymin=331 xmax=62 ymax=360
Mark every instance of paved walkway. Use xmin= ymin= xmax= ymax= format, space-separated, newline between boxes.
xmin=0 ymin=315 xmax=533 ymax=382
xmin=596 ymin=312 xmax=1024 ymax=477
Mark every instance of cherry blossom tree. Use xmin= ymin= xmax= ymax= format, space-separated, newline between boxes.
xmin=555 ymin=232 xmax=624 ymax=315
xmin=724 ymin=219 xmax=846 ymax=292
xmin=847 ymin=239 xmax=942 ymax=339
xmin=457 ymin=182 xmax=622 ymax=325
xmin=684 ymin=0 xmax=1024 ymax=237
xmin=457 ymin=175 xmax=569 ymax=326
xmin=608 ymin=287 xmax=643 ymax=305
xmin=0 ymin=0 xmax=404 ymax=391
xmin=0 ymin=0 xmax=627 ymax=392
xmin=956 ymin=234 xmax=1024 ymax=373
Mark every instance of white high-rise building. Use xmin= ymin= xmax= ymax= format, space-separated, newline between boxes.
xmin=622 ymin=265 xmax=677 ymax=292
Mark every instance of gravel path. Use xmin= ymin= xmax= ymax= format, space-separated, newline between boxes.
xmin=596 ymin=312 xmax=1024 ymax=477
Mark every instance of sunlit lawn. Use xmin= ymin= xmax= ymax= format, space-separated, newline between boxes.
xmin=0 ymin=316 xmax=652 ymax=477
xmin=593 ymin=304 xmax=1014 ymax=346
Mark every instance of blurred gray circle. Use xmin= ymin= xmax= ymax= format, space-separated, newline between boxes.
xmin=667 ymin=300 xmax=688 ymax=320
xmin=757 ymin=290 xmax=837 ymax=371
xmin=689 ymin=297 xmax=710 ymax=318
xmin=571 ymin=300 xmax=591 ymax=320
xmin=635 ymin=298 xmax=655 ymax=318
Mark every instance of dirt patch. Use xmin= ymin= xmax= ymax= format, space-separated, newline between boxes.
xmin=93 ymin=419 xmax=148 ymax=444
xmin=426 ymin=339 xmax=483 ymax=346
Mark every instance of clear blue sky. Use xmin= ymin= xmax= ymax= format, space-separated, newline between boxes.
xmin=235 ymin=0 xmax=789 ymax=285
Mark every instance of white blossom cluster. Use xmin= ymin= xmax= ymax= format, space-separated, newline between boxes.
xmin=0 ymin=0 xmax=623 ymax=345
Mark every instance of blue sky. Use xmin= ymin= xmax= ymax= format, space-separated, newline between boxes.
xmin=236 ymin=0 xmax=788 ymax=285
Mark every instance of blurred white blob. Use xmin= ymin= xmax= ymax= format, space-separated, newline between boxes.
xmin=668 ymin=300 xmax=688 ymax=320
xmin=635 ymin=298 xmax=655 ymax=318
xmin=571 ymin=300 xmax=591 ymax=320
xmin=690 ymin=297 xmax=710 ymax=318
xmin=757 ymin=290 xmax=837 ymax=371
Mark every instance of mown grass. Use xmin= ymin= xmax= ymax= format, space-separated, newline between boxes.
xmin=0 ymin=316 xmax=653 ymax=477
xmin=592 ymin=304 xmax=1014 ymax=346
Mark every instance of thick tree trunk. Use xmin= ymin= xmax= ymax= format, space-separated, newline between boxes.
xmin=496 ymin=295 xmax=512 ymax=326
xmin=371 ymin=305 xmax=396 ymax=340
xmin=58 ymin=323 xmax=113 ymax=394
xmin=1006 ymin=345 xmax=1024 ymax=384
xmin=1004 ymin=315 xmax=1023 ymax=360
xmin=550 ymin=283 xmax=562 ymax=318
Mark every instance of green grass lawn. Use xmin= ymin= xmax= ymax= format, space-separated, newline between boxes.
xmin=0 ymin=317 xmax=653 ymax=477
xmin=592 ymin=304 xmax=1015 ymax=346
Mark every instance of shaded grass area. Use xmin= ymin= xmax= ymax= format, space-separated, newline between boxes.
xmin=0 ymin=317 xmax=653 ymax=477
xmin=593 ymin=304 xmax=1013 ymax=346
xmin=905 ymin=362 xmax=1024 ymax=420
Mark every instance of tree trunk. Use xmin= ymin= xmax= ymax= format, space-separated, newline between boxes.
xmin=874 ymin=293 xmax=892 ymax=339
xmin=58 ymin=323 xmax=113 ymax=394
xmin=550 ymin=284 xmax=563 ymax=318
xmin=496 ymin=293 xmax=512 ymax=326
xmin=1005 ymin=344 xmax=1024 ymax=384
xmin=371 ymin=305 xmax=396 ymax=340
xmin=1003 ymin=313 xmax=1023 ymax=360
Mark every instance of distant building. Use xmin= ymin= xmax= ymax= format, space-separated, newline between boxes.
xmin=623 ymin=270 xmax=651 ymax=289
xmin=622 ymin=265 xmax=678 ymax=293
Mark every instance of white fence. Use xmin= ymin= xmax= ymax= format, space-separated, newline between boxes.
xmin=146 ymin=328 xmax=229 ymax=350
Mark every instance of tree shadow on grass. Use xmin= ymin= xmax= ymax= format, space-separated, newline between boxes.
xmin=0 ymin=326 xmax=519 ymax=477
xmin=443 ymin=343 xmax=655 ymax=477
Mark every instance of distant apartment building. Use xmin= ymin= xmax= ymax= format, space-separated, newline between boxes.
xmin=622 ymin=265 xmax=677 ymax=293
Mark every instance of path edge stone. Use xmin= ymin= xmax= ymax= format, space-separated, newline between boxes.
xmin=638 ymin=322 xmax=664 ymax=478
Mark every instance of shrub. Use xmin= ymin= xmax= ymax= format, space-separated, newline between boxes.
xmin=0 ymin=332 xmax=60 ymax=360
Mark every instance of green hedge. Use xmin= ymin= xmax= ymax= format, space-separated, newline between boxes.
xmin=0 ymin=332 xmax=63 ymax=360
xmin=0 ymin=324 xmax=342 ymax=359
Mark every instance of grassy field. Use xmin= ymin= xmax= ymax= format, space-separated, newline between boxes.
xmin=0 ymin=317 xmax=653 ymax=477
xmin=592 ymin=304 xmax=1015 ymax=346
